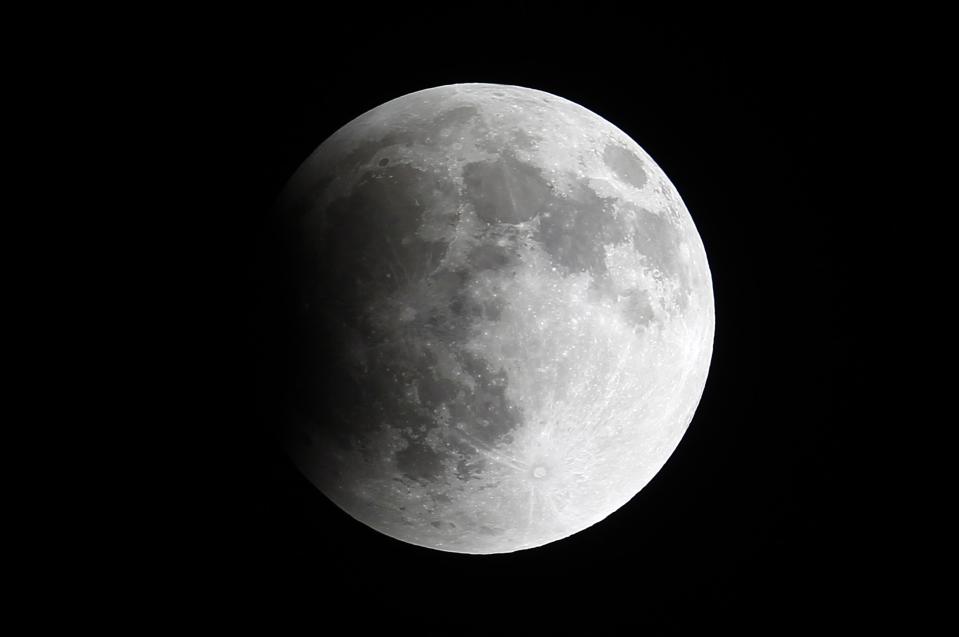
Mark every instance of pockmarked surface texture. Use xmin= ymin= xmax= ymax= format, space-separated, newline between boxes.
xmin=276 ymin=84 xmax=714 ymax=554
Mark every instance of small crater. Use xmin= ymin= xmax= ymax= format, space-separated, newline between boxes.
xmin=378 ymin=157 xmax=389 ymax=167
xmin=533 ymin=466 xmax=547 ymax=479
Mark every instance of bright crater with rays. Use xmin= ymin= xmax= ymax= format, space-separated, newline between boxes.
xmin=276 ymin=83 xmax=714 ymax=554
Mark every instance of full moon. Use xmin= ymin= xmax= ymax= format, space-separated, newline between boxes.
xmin=274 ymin=83 xmax=714 ymax=554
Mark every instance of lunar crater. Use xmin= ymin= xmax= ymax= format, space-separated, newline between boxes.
xmin=603 ymin=144 xmax=648 ymax=190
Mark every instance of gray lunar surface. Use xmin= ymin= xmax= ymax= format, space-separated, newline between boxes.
xmin=276 ymin=83 xmax=714 ymax=554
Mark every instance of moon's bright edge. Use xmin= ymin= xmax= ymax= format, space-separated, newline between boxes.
xmin=276 ymin=83 xmax=714 ymax=554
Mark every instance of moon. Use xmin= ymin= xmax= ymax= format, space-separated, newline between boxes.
xmin=274 ymin=83 xmax=714 ymax=554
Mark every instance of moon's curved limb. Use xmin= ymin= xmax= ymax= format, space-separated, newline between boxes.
xmin=278 ymin=84 xmax=714 ymax=554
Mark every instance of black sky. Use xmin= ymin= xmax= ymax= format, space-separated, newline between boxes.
xmin=161 ymin=15 xmax=867 ymax=633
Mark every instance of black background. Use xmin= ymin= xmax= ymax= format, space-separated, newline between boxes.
xmin=161 ymin=13 xmax=869 ymax=634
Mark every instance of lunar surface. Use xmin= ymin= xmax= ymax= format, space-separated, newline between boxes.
xmin=275 ymin=84 xmax=714 ymax=554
